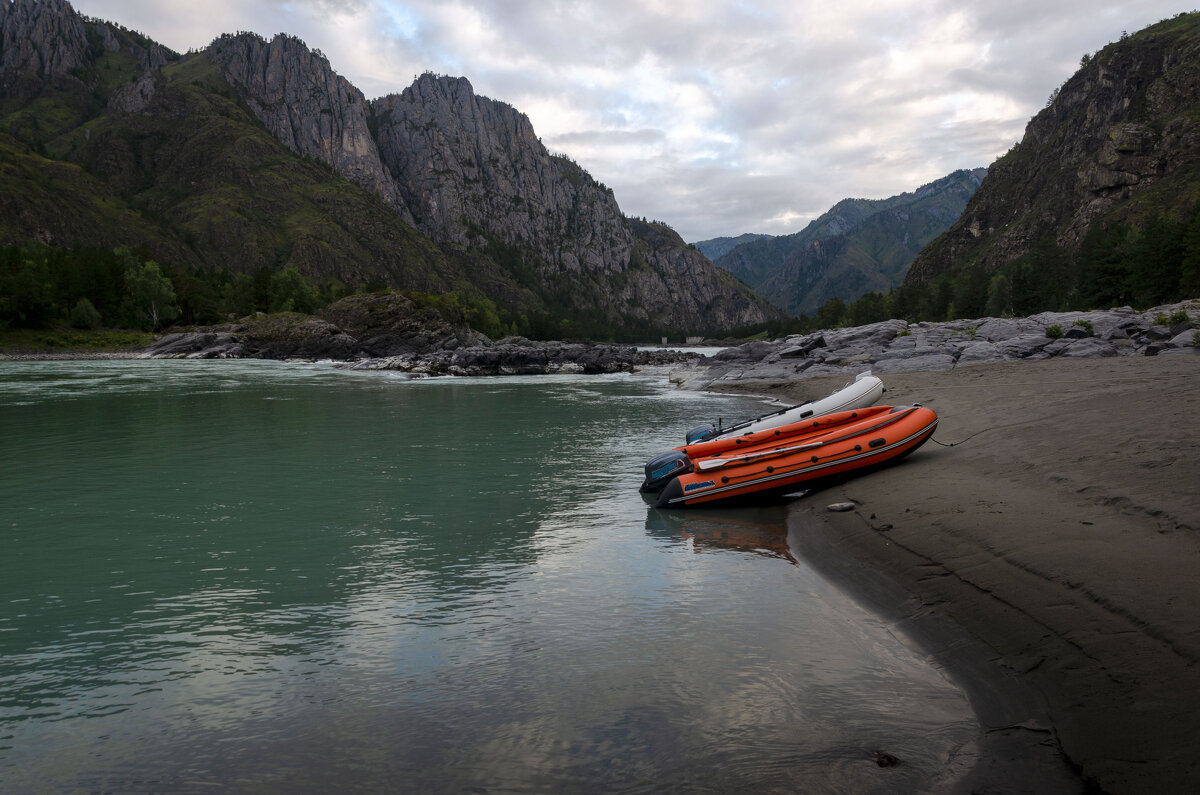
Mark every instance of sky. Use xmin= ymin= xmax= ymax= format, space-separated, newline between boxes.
xmin=71 ymin=0 xmax=1191 ymax=243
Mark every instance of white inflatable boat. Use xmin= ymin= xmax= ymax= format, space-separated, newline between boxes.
xmin=686 ymin=371 xmax=885 ymax=443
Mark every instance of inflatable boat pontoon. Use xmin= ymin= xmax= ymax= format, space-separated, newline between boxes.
xmin=641 ymin=372 xmax=885 ymax=493
xmin=654 ymin=405 xmax=938 ymax=508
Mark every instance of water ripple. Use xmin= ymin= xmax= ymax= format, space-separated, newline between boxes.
xmin=0 ymin=362 xmax=975 ymax=792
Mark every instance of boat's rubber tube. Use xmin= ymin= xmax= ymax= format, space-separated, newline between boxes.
xmin=641 ymin=372 xmax=886 ymax=493
xmin=702 ymin=372 xmax=884 ymax=442
xmin=656 ymin=405 xmax=938 ymax=508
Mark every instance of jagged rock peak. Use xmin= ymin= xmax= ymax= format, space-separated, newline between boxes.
xmin=370 ymin=72 xmax=773 ymax=329
xmin=401 ymin=72 xmax=479 ymax=103
xmin=0 ymin=0 xmax=86 ymax=80
xmin=371 ymin=70 xmax=631 ymax=269
xmin=380 ymin=72 xmax=540 ymax=155
xmin=205 ymin=31 xmax=406 ymax=212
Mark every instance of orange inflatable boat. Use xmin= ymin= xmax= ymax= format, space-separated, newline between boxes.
xmin=655 ymin=405 xmax=938 ymax=508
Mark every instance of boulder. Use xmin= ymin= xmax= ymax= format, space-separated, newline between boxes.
xmin=957 ymin=341 xmax=1007 ymax=365
xmin=1054 ymin=337 xmax=1119 ymax=358
xmin=1170 ymin=329 xmax=1198 ymax=347
xmin=995 ymin=334 xmax=1052 ymax=359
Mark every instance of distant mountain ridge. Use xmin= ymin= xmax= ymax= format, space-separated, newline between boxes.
xmin=0 ymin=0 xmax=774 ymax=335
xmin=693 ymin=233 xmax=773 ymax=262
xmin=710 ymin=168 xmax=987 ymax=316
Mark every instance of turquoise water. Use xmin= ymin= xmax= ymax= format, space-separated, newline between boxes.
xmin=0 ymin=360 xmax=974 ymax=792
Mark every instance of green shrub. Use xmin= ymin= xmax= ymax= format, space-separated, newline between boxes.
xmin=1072 ymin=319 xmax=1093 ymax=336
xmin=1169 ymin=309 xmax=1191 ymax=325
xmin=70 ymin=297 xmax=102 ymax=330
xmin=1046 ymin=324 xmax=1064 ymax=339
xmin=1154 ymin=313 xmax=1169 ymax=325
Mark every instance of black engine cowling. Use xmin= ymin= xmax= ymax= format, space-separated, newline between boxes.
xmin=640 ymin=449 xmax=693 ymax=492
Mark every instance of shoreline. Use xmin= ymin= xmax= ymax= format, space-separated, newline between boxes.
xmin=724 ymin=357 xmax=1199 ymax=793
xmin=785 ymin=509 xmax=1087 ymax=793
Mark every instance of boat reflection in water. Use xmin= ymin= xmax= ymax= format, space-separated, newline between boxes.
xmin=644 ymin=504 xmax=797 ymax=563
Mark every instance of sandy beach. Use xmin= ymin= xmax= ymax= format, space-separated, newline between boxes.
xmin=717 ymin=354 xmax=1199 ymax=792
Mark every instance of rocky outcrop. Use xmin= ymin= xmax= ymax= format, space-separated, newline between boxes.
xmin=621 ymin=219 xmax=777 ymax=329
xmin=907 ymin=14 xmax=1200 ymax=284
xmin=672 ymin=300 xmax=1200 ymax=390
xmin=343 ymin=340 xmax=696 ymax=377
xmin=1 ymin=0 xmax=170 ymax=101
xmin=140 ymin=316 xmax=359 ymax=361
xmin=372 ymin=75 xmax=628 ymax=268
xmin=201 ymin=33 xmax=773 ymax=331
xmin=205 ymin=33 xmax=408 ymax=215
xmin=318 ymin=291 xmax=490 ymax=356
xmin=369 ymin=74 xmax=771 ymax=330
xmin=139 ymin=321 xmax=696 ymax=376
xmin=135 ymin=291 xmax=700 ymax=375
xmin=139 ymin=292 xmax=478 ymax=361
xmin=0 ymin=0 xmax=86 ymax=93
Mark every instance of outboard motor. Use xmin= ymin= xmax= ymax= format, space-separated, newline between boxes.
xmin=684 ymin=423 xmax=716 ymax=444
xmin=641 ymin=449 xmax=693 ymax=493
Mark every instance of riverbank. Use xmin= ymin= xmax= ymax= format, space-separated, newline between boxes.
xmin=715 ymin=356 xmax=1199 ymax=793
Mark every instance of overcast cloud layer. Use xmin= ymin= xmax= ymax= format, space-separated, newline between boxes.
xmin=72 ymin=0 xmax=1190 ymax=242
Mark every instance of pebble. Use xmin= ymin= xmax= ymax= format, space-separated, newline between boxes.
xmin=827 ymin=502 xmax=856 ymax=512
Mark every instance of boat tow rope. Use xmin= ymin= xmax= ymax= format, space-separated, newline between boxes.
xmin=929 ymin=428 xmax=991 ymax=447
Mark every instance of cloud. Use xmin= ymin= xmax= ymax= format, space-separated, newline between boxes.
xmin=71 ymin=0 xmax=1190 ymax=241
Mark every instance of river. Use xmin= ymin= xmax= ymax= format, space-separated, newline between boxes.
xmin=0 ymin=360 xmax=975 ymax=792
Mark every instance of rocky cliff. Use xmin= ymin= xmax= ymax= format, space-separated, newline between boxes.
xmin=202 ymin=33 xmax=771 ymax=332
xmin=370 ymin=75 xmax=631 ymax=298
xmin=714 ymin=169 xmax=986 ymax=316
xmin=205 ymin=34 xmax=407 ymax=215
xmin=907 ymin=13 xmax=1200 ymax=285
xmin=0 ymin=0 xmax=85 ymax=88
xmin=0 ymin=0 xmax=773 ymax=336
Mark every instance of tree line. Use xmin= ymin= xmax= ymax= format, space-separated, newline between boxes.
xmin=5 ymin=208 xmax=1197 ymax=342
xmin=731 ymin=211 xmax=1200 ymax=339
xmin=0 ymin=243 xmax=624 ymax=342
xmin=0 ymin=245 xmax=351 ymax=332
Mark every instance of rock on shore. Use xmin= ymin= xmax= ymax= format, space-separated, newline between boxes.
xmin=339 ymin=338 xmax=694 ymax=376
xmin=136 ymin=293 xmax=697 ymax=375
xmin=672 ymin=300 xmax=1199 ymax=390
xmin=136 ymin=295 xmax=1197 ymax=379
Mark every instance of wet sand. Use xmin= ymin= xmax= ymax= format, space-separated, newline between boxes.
xmin=716 ymin=354 xmax=1200 ymax=793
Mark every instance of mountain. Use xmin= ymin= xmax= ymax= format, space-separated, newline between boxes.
xmin=692 ymin=233 xmax=773 ymax=262
xmin=712 ymin=169 xmax=986 ymax=316
xmin=905 ymin=12 xmax=1200 ymax=309
xmin=0 ymin=0 xmax=773 ymax=336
